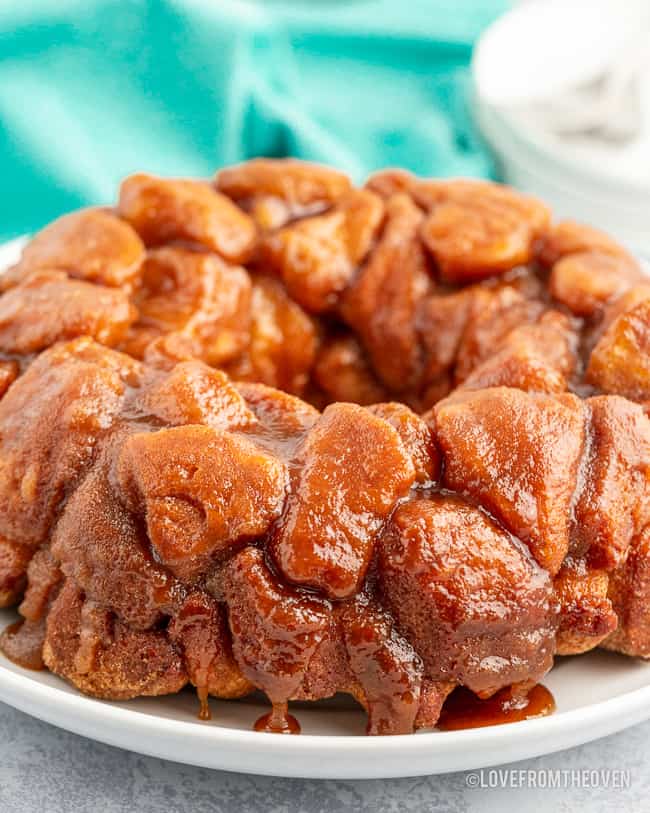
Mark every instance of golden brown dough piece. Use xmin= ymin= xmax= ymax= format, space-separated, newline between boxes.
xmin=418 ymin=179 xmax=551 ymax=283
xmin=341 ymin=193 xmax=432 ymax=391
xmin=43 ymin=580 xmax=187 ymax=700
xmin=0 ymin=538 xmax=32 ymax=608
xmin=340 ymin=595 xmax=424 ymax=735
xmin=51 ymin=458 xmax=182 ymax=631
xmin=587 ymin=297 xmax=650 ymax=400
xmin=224 ymin=275 xmax=319 ymax=396
xmin=5 ymin=208 xmax=144 ymax=291
xmin=0 ymin=339 xmax=139 ymax=549
xmin=123 ymin=246 xmax=252 ymax=365
xmin=536 ymin=219 xmax=638 ymax=269
xmin=433 ymin=387 xmax=586 ymax=575
xmin=216 ymin=158 xmax=352 ymax=229
xmin=574 ymin=396 xmax=650 ymax=570
xmin=554 ymin=559 xmax=617 ymax=655
xmin=169 ymin=591 xmax=252 ymax=702
xmin=260 ymin=189 xmax=383 ymax=313
xmin=0 ymin=360 xmax=18 ymax=399
xmin=1 ymin=160 xmax=650 ymax=736
xmin=456 ymin=312 xmax=577 ymax=395
xmin=224 ymin=546 xmax=331 ymax=704
xmin=271 ymin=403 xmax=415 ymax=599
xmin=117 ymin=424 xmax=288 ymax=582
xmin=0 ymin=270 xmax=136 ymax=354
xmin=550 ymin=252 xmax=641 ymax=317
xmin=137 ymin=361 xmax=257 ymax=432
xmin=312 ymin=335 xmax=388 ymax=406
xmin=377 ymin=496 xmax=557 ymax=696
xmin=367 ymin=402 xmax=439 ymax=485
xmin=118 ymin=174 xmax=257 ymax=264
xmin=603 ymin=527 xmax=650 ymax=657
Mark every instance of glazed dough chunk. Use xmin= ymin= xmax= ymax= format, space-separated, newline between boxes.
xmin=5 ymin=208 xmax=144 ymax=291
xmin=586 ymin=297 xmax=650 ymax=401
xmin=313 ymin=335 xmax=387 ymax=406
xmin=0 ymin=538 xmax=32 ymax=607
xmin=235 ymin=381 xmax=319 ymax=436
xmin=433 ymin=387 xmax=586 ymax=574
xmin=604 ymin=526 xmax=650 ymax=658
xmin=216 ymin=158 xmax=352 ymax=229
xmin=0 ymin=339 xmax=139 ymax=548
xmin=365 ymin=168 xmax=417 ymax=199
xmin=536 ymin=219 xmax=637 ymax=268
xmin=453 ymin=283 xmax=544 ymax=383
xmin=272 ymin=403 xmax=415 ymax=599
xmin=124 ymin=247 xmax=252 ymax=365
xmin=341 ymin=193 xmax=432 ymax=391
xmin=51 ymin=462 xmax=182 ymax=630
xmin=224 ymin=276 xmax=319 ymax=396
xmin=554 ymin=558 xmax=616 ymax=655
xmin=550 ymin=252 xmax=641 ymax=317
xmin=417 ymin=287 xmax=476 ymax=390
xmin=169 ymin=590 xmax=252 ymax=700
xmin=419 ymin=179 xmax=550 ymax=283
xmin=0 ymin=361 xmax=18 ymax=399
xmin=260 ymin=189 xmax=383 ymax=312
xmin=117 ymin=425 xmax=288 ymax=582
xmin=341 ymin=595 xmax=423 ymax=735
xmin=224 ymin=546 xmax=331 ymax=702
xmin=136 ymin=361 xmax=257 ymax=431
xmin=457 ymin=312 xmax=576 ymax=395
xmin=573 ymin=395 xmax=650 ymax=570
xmin=118 ymin=174 xmax=256 ymax=263
xmin=367 ymin=402 xmax=440 ymax=485
xmin=0 ymin=270 xmax=136 ymax=354
xmin=377 ymin=496 xmax=557 ymax=695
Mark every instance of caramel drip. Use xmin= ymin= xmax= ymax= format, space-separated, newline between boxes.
xmin=254 ymin=702 xmax=301 ymax=735
xmin=436 ymin=684 xmax=555 ymax=731
xmin=341 ymin=599 xmax=423 ymax=736
xmin=196 ymin=686 xmax=211 ymax=721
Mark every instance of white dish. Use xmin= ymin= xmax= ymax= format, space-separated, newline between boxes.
xmin=1 ymin=237 xmax=650 ymax=778
xmin=3 ymin=605 xmax=650 ymax=778
xmin=472 ymin=0 xmax=650 ymax=257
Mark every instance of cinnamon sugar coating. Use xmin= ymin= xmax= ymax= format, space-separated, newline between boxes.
xmin=1 ymin=162 xmax=650 ymax=735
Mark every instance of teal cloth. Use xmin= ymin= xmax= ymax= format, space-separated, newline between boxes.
xmin=0 ymin=0 xmax=508 ymax=241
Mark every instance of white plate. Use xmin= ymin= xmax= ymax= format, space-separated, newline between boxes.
xmin=472 ymin=0 xmax=650 ymax=256
xmin=3 ymin=604 xmax=650 ymax=778
xmin=1 ymin=237 xmax=650 ymax=779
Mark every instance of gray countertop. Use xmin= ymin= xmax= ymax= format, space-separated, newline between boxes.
xmin=1 ymin=701 xmax=648 ymax=812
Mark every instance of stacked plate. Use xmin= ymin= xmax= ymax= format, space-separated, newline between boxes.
xmin=472 ymin=0 xmax=650 ymax=257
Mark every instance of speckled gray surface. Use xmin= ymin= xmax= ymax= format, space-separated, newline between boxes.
xmin=0 ymin=702 xmax=648 ymax=812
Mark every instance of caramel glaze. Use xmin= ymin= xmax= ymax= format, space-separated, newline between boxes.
xmin=0 ymin=359 xmax=562 ymax=737
xmin=1 ymin=168 xmax=647 ymax=737
xmin=197 ymin=686 xmax=212 ymax=721
xmin=436 ymin=684 xmax=555 ymax=731
xmin=254 ymin=702 xmax=301 ymax=735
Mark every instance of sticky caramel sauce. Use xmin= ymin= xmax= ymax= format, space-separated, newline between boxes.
xmin=0 ymin=619 xmax=46 ymax=670
xmin=254 ymin=702 xmax=301 ymax=735
xmin=197 ymin=686 xmax=212 ymax=721
xmin=436 ymin=684 xmax=555 ymax=731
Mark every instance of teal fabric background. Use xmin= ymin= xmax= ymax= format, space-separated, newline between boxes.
xmin=0 ymin=0 xmax=508 ymax=241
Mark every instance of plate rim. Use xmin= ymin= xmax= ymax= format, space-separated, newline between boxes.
xmin=3 ymin=650 xmax=650 ymax=778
